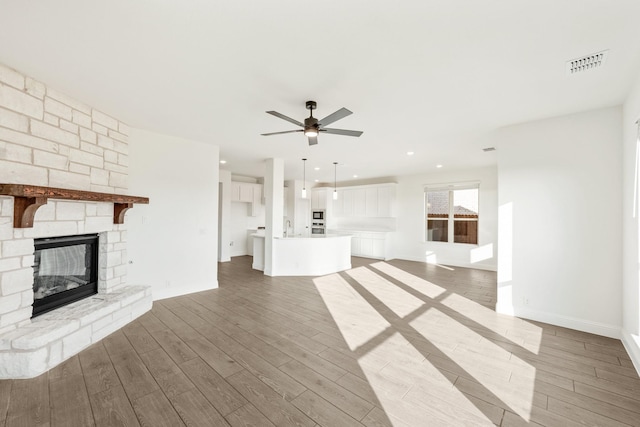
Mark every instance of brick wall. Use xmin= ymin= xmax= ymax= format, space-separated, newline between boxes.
xmin=0 ymin=62 xmax=130 ymax=335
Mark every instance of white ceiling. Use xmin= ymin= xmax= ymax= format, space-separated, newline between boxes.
xmin=1 ymin=0 xmax=640 ymax=183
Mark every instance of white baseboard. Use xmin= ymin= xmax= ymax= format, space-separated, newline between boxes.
xmin=621 ymin=329 xmax=640 ymax=376
xmin=151 ymin=280 xmax=219 ymax=301
xmin=505 ymin=305 xmax=621 ymax=339
xmin=395 ymin=254 xmax=497 ymax=272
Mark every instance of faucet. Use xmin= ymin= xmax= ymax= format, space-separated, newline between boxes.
xmin=284 ymin=219 xmax=291 ymax=238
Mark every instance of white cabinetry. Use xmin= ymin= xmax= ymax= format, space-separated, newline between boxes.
xmin=230 ymin=181 xmax=263 ymax=217
xmin=354 ymin=189 xmax=366 ymax=216
xmin=365 ymin=188 xmax=377 ymax=217
xmin=342 ymin=189 xmax=354 ymax=216
xmin=311 ymin=188 xmax=329 ymax=210
xmin=376 ymin=185 xmax=394 ymax=217
xmin=230 ymin=182 xmax=241 ymax=201
xmin=348 ymin=231 xmax=392 ymax=260
xmin=333 ymin=183 xmax=396 ymax=218
xmin=240 ymin=184 xmax=254 ymax=202
xmin=311 ymin=188 xmax=336 ymax=228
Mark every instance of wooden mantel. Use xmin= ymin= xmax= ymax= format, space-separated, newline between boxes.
xmin=0 ymin=184 xmax=149 ymax=228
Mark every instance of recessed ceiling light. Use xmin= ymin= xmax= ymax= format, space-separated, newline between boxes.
xmin=436 ymin=164 xmax=443 ymax=168
xmin=314 ymin=167 xmax=320 ymax=171
xmin=220 ymin=160 xmax=227 ymax=164
xmin=407 ymin=151 xmax=414 ymax=156
xmin=314 ymin=179 xmax=319 ymax=182
xmin=353 ymin=174 xmax=358 ymax=178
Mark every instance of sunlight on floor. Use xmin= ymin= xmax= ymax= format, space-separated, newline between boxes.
xmin=313 ymin=261 xmax=543 ymax=425
xmin=424 ymin=251 xmax=455 ymax=270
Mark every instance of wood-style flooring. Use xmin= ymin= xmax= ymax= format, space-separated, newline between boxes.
xmin=0 ymin=256 xmax=639 ymax=426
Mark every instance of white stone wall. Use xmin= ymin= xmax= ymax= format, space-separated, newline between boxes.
xmin=0 ymin=62 xmax=135 ymax=337
xmin=0 ymin=64 xmax=128 ymax=193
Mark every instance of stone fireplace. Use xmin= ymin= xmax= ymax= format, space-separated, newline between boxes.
xmin=32 ymin=233 xmax=99 ymax=317
xmin=0 ymin=63 xmax=152 ymax=378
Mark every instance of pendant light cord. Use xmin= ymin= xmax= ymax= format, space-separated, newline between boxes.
xmin=303 ymin=158 xmax=307 ymax=192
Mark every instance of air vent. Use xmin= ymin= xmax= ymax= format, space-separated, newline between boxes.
xmin=566 ymin=50 xmax=608 ymax=75
xmin=482 ymin=147 xmax=496 ymax=152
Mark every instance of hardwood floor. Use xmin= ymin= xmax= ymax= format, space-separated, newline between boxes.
xmin=1 ymin=256 xmax=639 ymax=426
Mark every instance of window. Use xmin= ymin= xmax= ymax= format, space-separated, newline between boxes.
xmin=425 ymin=184 xmax=479 ymax=244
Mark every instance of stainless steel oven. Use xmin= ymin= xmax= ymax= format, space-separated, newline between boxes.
xmin=311 ymin=209 xmax=325 ymax=235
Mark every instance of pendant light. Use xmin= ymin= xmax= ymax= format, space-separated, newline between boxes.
xmin=301 ymin=158 xmax=307 ymax=198
xmin=333 ymin=162 xmax=338 ymax=200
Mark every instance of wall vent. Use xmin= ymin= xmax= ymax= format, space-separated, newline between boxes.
xmin=482 ymin=147 xmax=496 ymax=152
xmin=566 ymin=50 xmax=608 ymax=75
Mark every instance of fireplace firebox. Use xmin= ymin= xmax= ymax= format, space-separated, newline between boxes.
xmin=32 ymin=234 xmax=99 ymax=317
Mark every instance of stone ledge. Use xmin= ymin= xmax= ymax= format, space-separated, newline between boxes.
xmin=0 ymin=285 xmax=152 ymax=378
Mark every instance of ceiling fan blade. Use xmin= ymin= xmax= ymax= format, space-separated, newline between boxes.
xmin=321 ymin=128 xmax=363 ymax=137
xmin=318 ymin=108 xmax=352 ymax=126
xmin=308 ymin=136 xmax=318 ymax=146
xmin=266 ymin=111 xmax=304 ymax=127
xmin=261 ymin=130 xmax=303 ymax=136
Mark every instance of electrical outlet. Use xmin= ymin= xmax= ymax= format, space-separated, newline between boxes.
xmin=524 ymin=297 xmax=530 ymax=306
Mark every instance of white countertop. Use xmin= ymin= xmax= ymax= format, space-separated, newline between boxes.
xmin=274 ymin=234 xmax=351 ymax=240
xmin=332 ymin=228 xmax=395 ymax=233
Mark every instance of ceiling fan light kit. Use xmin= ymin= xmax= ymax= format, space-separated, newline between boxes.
xmin=262 ymin=100 xmax=363 ymax=146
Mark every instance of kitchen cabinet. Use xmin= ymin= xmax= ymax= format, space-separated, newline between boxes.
xmin=230 ymin=182 xmax=241 ymax=201
xmin=311 ymin=187 xmax=337 ymax=229
xmin=354 ymin=189 xmax=366 ymax=216
xmin=240 ymin=184 xmax=254 ymax=202
xmin=348 ymin=231 xmax=393 ymax=260
xmin=231 ymin=182 xmax=251 ymax=202
xmin=342 ymin=189 xmax=355 ymax=216
xmin=377 ymin=185 xmax=394 ymax=217
xmin=332 ymin=183 xmax=396 ymax=218
xmin=231 ymin=181 xmax=263 ymax=217
xmin=365 ymin=188 xmax=377 ymax=217
xmin=311 ymin=188 xmax=329 ymax=210
xmin=231 ymin=181 xmax=256 ymax=202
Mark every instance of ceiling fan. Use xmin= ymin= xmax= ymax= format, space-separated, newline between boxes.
xmin=261 ymin=101 xmax=363 ymax=146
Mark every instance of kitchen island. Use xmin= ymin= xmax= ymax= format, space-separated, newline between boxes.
xmin=252 ymin=234 xmax=351 ymax=276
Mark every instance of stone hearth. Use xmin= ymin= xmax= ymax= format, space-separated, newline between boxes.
xmin=0 ymin=199 xmax=152 ymax=378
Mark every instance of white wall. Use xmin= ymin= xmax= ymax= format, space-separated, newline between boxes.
xmin=230 ymin=202 xmax=253 ymax=256
xmin=218 ymin=169 xmax=231 ymax=262
xmin=622 ymin=71 xmax=640 ymax=370
xmin=495 ymin=106 xmax=622 ymax=338
xmin=127 ymin=128 xmax=219 ymax=300
xmin=394 ymin=167 xmax=498 ymax=271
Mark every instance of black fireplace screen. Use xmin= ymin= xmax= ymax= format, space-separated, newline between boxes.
xmin=32 ymin=234 xmax=98 ymax=317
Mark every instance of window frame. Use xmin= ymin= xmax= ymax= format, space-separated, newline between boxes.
xmin=424 ymin=182 xmax=480 ymax=245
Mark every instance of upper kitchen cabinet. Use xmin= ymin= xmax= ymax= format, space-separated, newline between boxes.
xmin=231 ymin=181 xmax=263 ymax=216
xmin=231 ymin=181 xmax=251 ymax=202
xmin=376 ymin=184 xmax=395 ymax=217
xmin=332 ymin=183 xmax=396 ymax=218
xmin=311 ymin=188 xmax=329 ymax=210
